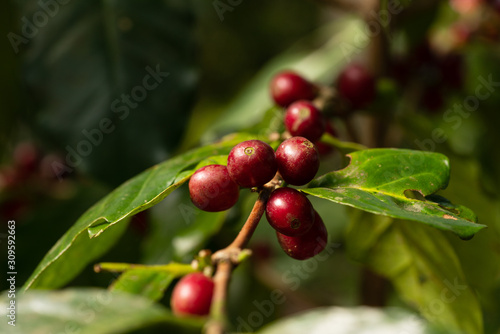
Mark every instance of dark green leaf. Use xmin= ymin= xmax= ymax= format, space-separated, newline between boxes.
xmin=24 ymin=134 xmax=253 ymax=290
xmin=22 ymin=0 xmax=197 ymax=185
xmin=0 ymin=288 xmax=203 ymax=334
xmin=304 ymin=149 xmax=485 ymax=239
xmin=346 ymin=212 xmax=483 ymax=333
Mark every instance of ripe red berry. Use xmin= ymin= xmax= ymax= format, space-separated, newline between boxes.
xmin=171 ymin=272 xmax=214 ymax=317
xmin=189 ymin=164 xmax=239 ymax=212
xmin=275 ymin=137 xmax=319 ymax=186
xmin=276 ymin=210 xmax=328 ymax=260
xmin=284 ymin=100 xmax=325 ymax=142
xmin=337 ymin=64 xmax=376 ymax=109
xmin=227 ymin=140 xmax=277 ymax=188
xmin=266 ymin=187 xmax=315 ymax=236
xmin=13 ymin=142 xmax=39 ymax=175
xmin=270 ymin=71 xmax=317 ymax=107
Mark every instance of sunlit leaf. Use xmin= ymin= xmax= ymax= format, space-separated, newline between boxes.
xmin=304 ymin=149 xmax=485 ymax=239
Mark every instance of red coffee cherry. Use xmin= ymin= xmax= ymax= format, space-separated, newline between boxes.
xmin=284 ymin=100 xmax=325 ymax=142
xmin=171 ymin=272 xmax=214 ymax=317
xmin=266 ymin=187 xmax=315 ymax=236
xmin=189 ymin=164 xmax=239 ymax=212
xmin=275 ymin=137 xmax=319 ymax=186
xmin=13 ymin=142 xmax=39 ymax=175
xmin=227 ymin=140 xmax=277 ymax=188
xmin=270 ymin=71 xmax=317 ymax=107
xmin=337 ymin=64 xmax=376 ymax=109
xmin=276 ymin=210 xmax=328 ymax=260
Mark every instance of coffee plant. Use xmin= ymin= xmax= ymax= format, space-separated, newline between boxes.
xmin=2 ymin=1 xmax=500 ymax=334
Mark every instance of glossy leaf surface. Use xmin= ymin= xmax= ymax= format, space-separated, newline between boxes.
xmin=305 ymin=149 xmax=485 ymax=239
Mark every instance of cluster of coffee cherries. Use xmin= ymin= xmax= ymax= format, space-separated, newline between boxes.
xmin=174 ymin=68 xmax=375 ymax=317
xmin=187 ymin=68 xmax=377 ymax=263
xmin=178 ymin=136 xmax=325 ymax=317
xmin=271 ymin=65 xmax=375 ymax=132
xmin=188 ymin=136 xmax=326 ymax=261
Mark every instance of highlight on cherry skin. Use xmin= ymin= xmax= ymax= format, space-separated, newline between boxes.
xmin=275 ymin=136 xmax=320 ymax=186
xmin=227 ymin=139 xmax=277 ymax=188
xmin=265 ymin=187 xmax=315 ymax=237
xmin=270 ymin=71 xmax=318 ymax=107
xmin=188 ymin=164 xmax=240 ymax=212
xmin=284 ymin=100 xmax=326 ymax=143
xmin=170 ymin=272 xmax=215 ymax=317
xmin=276 ymin=210 xmax=328 ymax=260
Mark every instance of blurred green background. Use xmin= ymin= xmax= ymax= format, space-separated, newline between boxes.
xmin=1 ymin=0 xmax=500 ymax=333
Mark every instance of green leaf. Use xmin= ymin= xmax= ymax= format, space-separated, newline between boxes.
xmin=258 ymin=306 xmax=438 ymax=334
xmin=23 ymin=134 xmax=252 ymax=290
xmin=22 ymin=0 xmax=197 ymax=186
xmin=319 ymin=132 xmax=367 ymax=155
xmin=101 ymin=262 xmax=195 ymax=301
xmin=0 ymin=288 xmax=203 ymax=334
xmin=110 ymin=269 xmax=175 ymax=302
xmin=346 ymin=213 xmax=483 ymax=334
xmin=304 ymin=148 xmax=485 ymax=239
xmin=438 ymin=158 xmax=500 ymax=325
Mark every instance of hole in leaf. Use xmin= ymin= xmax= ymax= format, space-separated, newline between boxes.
xmin=404 ymin=189 xmax=425 ymax=201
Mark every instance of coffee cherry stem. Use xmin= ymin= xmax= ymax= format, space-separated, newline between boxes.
xmin=205 ymin=260 xmax=232 ymax=334
xmin=206 ymin=174 xmax=282 ymax=334
xmin=219 ymin=173 xmax=281 ymax=253
xmin=313 ymin=84 xmax=336 ymax=110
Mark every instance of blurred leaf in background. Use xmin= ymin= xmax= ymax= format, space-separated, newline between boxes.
xmin=16 ymin=0 xmax=198 ymax=186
